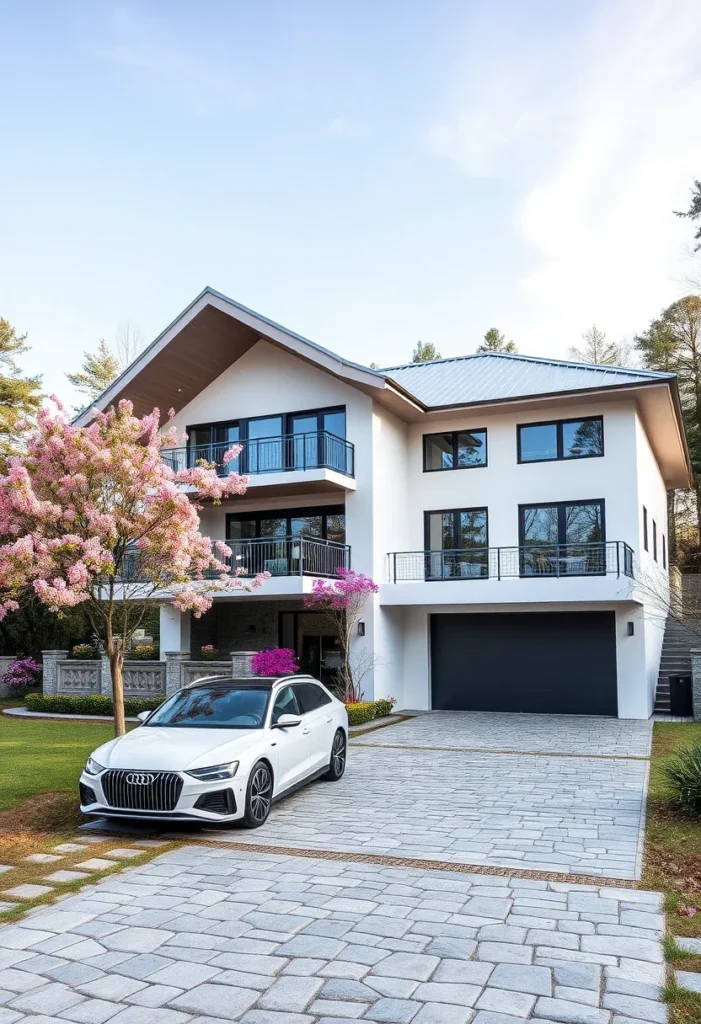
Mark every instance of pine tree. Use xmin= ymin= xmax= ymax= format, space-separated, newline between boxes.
xmin=412 ymin=341 xmax=442 ymax=362
xmin=0 ymin=318 xmax=42 ymax=459
xmin=67 ymin=339 xmax=122 ymax=400
xmin=675 ymin=179 xmax=701 ymax=251
xmin=476 ymin=328 xmax=517 ymax=353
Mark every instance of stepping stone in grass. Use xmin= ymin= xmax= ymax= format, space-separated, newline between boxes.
xmin=24 ymin=853 xmax=64 ymax=864
xmin=104 ymin=849 xmax=143 ymax=860
xmin=44 ymin=870 xmax=92 ymax=883
xmin=0 ymin=865 xmax=13 ymax=875
xmin=676 ymin=970 xmax=701 ymax=994
xmin=132 ymin=840 xmax=169 ymax=847
xmin=0 ymin=901 xmax=15 ymax=912
xmin=3 ymin=883 xmax=54 ymax=899
xmin=53 ymin=843 xmax=90 ymax=854
xmin=75 ymin=858 xmax=120 ymax=871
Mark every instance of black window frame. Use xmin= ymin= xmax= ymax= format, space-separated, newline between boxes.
xmin=643 ymin=506 xmax=648 ymax=551
xmin=518 ymin=499 xmax=606 ymax=547
xmin=424 ymin=506 xmax=490 ymax=551
xmin=423 ymin=429 xmax=488 ymax=472
xmin=662 ymin=533 xmax=667 ymax=569
xmin=188 ymin=405 xmax=346 ymax=447
xmin=517 ymin=416 xmax=604 ymax=464
xmin=226 ymin=505 xmax=345 ymax=542
xmin=653 ymin=519 xmax=657 ymax=561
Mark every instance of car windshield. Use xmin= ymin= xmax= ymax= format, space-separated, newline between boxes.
xmin=145 ymin=686 xmax=270 ymax=729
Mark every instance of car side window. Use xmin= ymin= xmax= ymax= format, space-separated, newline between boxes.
xmin=271 ymin=685 xmax=301 ymax=724
xmin=294 ymin=682 xmax=332 ymax=713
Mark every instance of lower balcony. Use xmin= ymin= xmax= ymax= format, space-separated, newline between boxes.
xmin=387 ymin=541 xmax=634 ymax=582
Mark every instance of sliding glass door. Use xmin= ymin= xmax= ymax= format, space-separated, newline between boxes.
xmin=519 ymin=500 xmax=605 ymax=576
xmin=424 ymin=508 xmax=488 ymax=580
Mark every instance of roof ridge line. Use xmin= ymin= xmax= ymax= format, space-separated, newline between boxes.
xmin=381 ymin=350 xmax=674 ymax=379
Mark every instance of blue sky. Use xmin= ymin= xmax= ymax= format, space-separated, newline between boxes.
xmin=2 ymin=0 xmax=700 ymax=404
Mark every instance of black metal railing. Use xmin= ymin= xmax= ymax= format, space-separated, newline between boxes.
xmin=161 ymin=430 xmax=354 ymax=478
xmin=118 ymin=535 xmax=351 ymax=582
xmin=388 ymin=541 xmax=634 ymax=582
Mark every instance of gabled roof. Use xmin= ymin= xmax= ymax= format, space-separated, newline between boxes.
xmin=381 ymin=352 xmax=675 ymax=408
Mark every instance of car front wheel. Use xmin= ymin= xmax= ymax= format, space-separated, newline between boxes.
xmin=241 ymin=760 xmax=273 ymax=828
xmin=323 ymin=729 xmax=347 ymax=781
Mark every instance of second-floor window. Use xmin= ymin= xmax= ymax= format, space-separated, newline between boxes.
xmin=518 ymin=416 xmax=604 ymax=463
xmin=423 ymin=430 xmax=487 ymax=471
xmin=226 ymin=505 xmax=345 ymax=544
xmin=424 ymin=507 xmax=489 ymax=578
xmin=519 ymin=499 xmax=605 ymax=576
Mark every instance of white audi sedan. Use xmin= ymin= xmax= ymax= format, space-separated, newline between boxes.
xmin=79 ymin=675 xmax=348 ymax=828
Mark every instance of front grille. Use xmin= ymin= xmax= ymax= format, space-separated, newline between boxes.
xmin=101 ymin=770 xmax=183 ymax=812
xmin=194 ymin=789 xmax=236 ymax=815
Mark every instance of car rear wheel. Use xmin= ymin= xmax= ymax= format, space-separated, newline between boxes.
xmin=241 ymin=761 xmax=273 ymax=828
xmin=323 ymin=729 xmax=347 ymax=781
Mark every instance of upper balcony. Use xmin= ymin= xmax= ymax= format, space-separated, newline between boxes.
xmin=381 ymin=541 xmax=635 ymax=607
xmin=161 ymin=430 xmax=355 ymax=497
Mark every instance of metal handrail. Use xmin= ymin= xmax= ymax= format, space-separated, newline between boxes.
xmin=161 ymin=430 xmax=354 ymax=477
xmin=388 ymin=541 xmax=635 ymax=582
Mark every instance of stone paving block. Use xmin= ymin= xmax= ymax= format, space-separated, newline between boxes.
xmin=257 ymin=976 xmax=325 ymax=1012
xmin=554 ymin=986 xmax=598 ymax=1006
xmin=47 ymin=963 xmax=105 ymax=986
xmin=370 ymin=953 xmax=439 ymax=982
xmin=75 ymin=861 xmax=120 ymax=872
xmin=77 ymin=975 xmax=147 ymax=1001
xmin=8 ymin=979 xmax=86 ymax=1014
xmin=53 ymin=845 xmax=90 ymax=855
xmin=103 ymin=850 xmax=143 ymax=861
xmin=57 ymin=997 xmax=122 ymax=1022
xmin=242 ymin=1012 xmax=314 ymax=1024
xmin=46 ymin=871 xmax=93 ymax=884
xmin=0 ymin=967 xmax=50 ymax=992
xmin=414 ymin=983 xmax=482 ymax=1006
xmin=476 ymin=943 xmax=533 ymax=965
xmin=309 ymin=999 xmax=369 ymax=1017
xmin=282 ymin=958 xmax=327 ymax=976
xmin=370 ymin=997 xmax=421 ymax=1022
xmin=677 ymin=937 xmax=701 ymax=954
xmin=425 ymin=939 xmax=477 ymax=960
xmin=321 ymin=979 xmax=378 ymax=1001
xmin=208 ymin=953 xmax=288 ymax=975
xmin=534 ymin=996 xmax=611 ymax=1023
xmin=147 ymin=960 xmax=221 ymax=988
xmin=412 ymin=1003 xmax=474 ymax=1024
xmin=318 ymin=963 xmax=371 ymax=981
xmin=24 ymin=854 xmax=63 ymax=864
xmin=3 ymin=884 xmax=54 ymax=899
xmin=169 ymin=981 xmax=261 ymax=1017
xmin=487 ymin=963 xmax=552 ymax=996
xmin=107 ymin=1008 xmax=191 ymax=1024
xmin=101 ymin=928 xmax=173 ymax=954
xmin=602 ymin=992 xmax=667 ymax=1022
xmin=580 ymin=936 xmax=663 ymax=962
xmin=475 ymin=986 xmax=536 ymax=1017
xmin=676 ymin=970 xmax=701 ymax=994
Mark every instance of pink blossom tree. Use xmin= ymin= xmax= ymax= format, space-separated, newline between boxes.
xmin=304 ymin=568 xmax=378 ymax=701
xmin=0 ymin=398 xmax=267 ymax=735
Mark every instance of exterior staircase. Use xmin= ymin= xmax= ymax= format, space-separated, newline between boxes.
xmin=654 ymin=616 xmax=699 ymax=713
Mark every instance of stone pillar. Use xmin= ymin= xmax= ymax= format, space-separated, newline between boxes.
xmin=41 ymin=650 xmax=68 ymax=695
xmin=159 ymin=605 xmax=191 ymax=660
xmin=0 ymin=656 xmax=14 ymax=698
xmin=691 ymin=649 xmax=701 ymax=720
xmin=100 ymin=656 xmax=112 ymax=698
xmin=231 ymin=651 xmax=256 ymax=678
xmin=165 ymin=652 xmax=190 ymax=697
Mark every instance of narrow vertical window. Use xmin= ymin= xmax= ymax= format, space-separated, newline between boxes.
xmin=643 ymin=507 xmax=648 ymax=551
xmin=653 ymin=520 xmax=657 ymax=561
xmin=662 ymin=533 xmax=667 ymax=569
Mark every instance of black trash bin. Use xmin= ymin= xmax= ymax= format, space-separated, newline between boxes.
xmin=669 ymin=675 xmax=693 ymax=717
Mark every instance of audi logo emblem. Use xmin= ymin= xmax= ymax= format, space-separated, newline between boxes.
xmin=126 ymin=773 xmax=155 ymax=786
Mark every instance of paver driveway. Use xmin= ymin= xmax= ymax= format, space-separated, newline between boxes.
xmin=210 ymin=713 xmax=652 ymax=881
xmin=0 ymin=846 xmax=667 ymax=1024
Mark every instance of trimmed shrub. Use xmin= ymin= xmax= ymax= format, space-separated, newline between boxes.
xmin=131 ymin=644 xmax=157 ymax=660
xmin=72 ymin=644 xmax=98 ymax=659
xmin=25 ymin=693 xmax=164 ymax=717
xmin=346 ymin=701 xmax=377 ymax=726
xmin=663 ymin=743 xmax=701 ymax=815
xmin=200 ymin=644 xmax=219 ymax=661
xmin=374 ymin=697 xmax=397 ymax=718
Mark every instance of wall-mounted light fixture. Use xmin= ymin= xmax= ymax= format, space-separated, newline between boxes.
xmin=627 ymin=622 xmax=635 ymax=636
xmin=357 ymin=621 xmax=366 ymax=637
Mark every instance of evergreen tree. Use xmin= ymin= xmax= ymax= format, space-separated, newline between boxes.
xmin=477 ymin=327 xmax=517 ymax=353
xmin=412 ymin=341 xmax=442 ymax=362
xmin=67 ymin=339 xmax=121 ymax=399
xmin=0 ymin=318 xmax=42 ymax=460
xmin=675 ymin=179 xmax=701 ymax=251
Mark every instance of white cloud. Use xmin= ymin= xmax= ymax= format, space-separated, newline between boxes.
xmin=427 ymin=0 xmax=701 ymax=354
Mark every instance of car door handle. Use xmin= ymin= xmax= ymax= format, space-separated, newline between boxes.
xmin=326 ymin=717 xmax=333 ymax=723
xmin=302 ymin=727 xmax=310 ymax=735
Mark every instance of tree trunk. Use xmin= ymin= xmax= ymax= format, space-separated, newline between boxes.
xmin=695 ymin=481 xmax=701 ymax=546
xmin=109 ymin=646 xmax=125 ymax=737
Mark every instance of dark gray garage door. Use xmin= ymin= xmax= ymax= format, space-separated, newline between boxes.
xmin=430 ymin=611 xmax=618 ymax=716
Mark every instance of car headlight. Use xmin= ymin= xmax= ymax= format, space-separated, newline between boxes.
xmin=185 ymin=761 xmax=239 ymax=781
xmin=84 ymin=757 xmax=105 ymax=776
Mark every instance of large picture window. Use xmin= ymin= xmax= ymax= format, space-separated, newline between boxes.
xmin=423 ymin=430 xmax=487 ymax=471
xmin=424 ymin=507 xmax=488 ymax=579
xmin=519 ymin=500 xmax=605 ymax=576
xmin=518 ymin=417 xmax=603 ymax=463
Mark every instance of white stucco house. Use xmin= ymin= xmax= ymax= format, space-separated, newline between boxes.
xmin=77 ymin=287 xmax=692 ymax=719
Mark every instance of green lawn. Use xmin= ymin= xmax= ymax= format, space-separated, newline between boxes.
xmin=0 ymin=712 xmax=118 ymax=810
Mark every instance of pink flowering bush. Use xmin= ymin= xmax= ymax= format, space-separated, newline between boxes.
xmin=200 ymin=644 xmax=219 ymax=661
xmin=251 ymin=648 xmax=299 ymax=676
xmin=3 ymin=656 xmax=42 ymax=694
xmin=0 ymin=398 xmax=267 ymax=734
xmin=305 ymin=569 xmax=378 ymax=700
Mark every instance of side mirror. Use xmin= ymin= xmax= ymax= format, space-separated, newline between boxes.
xmin=137 ymin=711 xmax=151 ymax=724
xmin=272 ymin=714 xmax=302 ymax=729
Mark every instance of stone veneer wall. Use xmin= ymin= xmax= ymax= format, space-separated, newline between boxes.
xmin=190 ymin=601 xmax=332 ymax=655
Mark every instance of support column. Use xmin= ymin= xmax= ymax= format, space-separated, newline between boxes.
xmin=41 ymin=650 xmax=68 ymax=695
xmin=159 ymin=605 xmax=191 ymax=660
xmin=231 ymin=652 xmax=256 ymax=678
xmin=691 ymin=649 xmax=701 ymax=720
xmin=100 ymin=655 xmax=112 ymax=698
xmin=165 ymin=652 xmax=190 ymax=697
